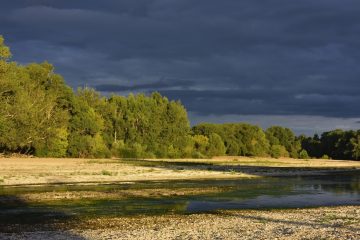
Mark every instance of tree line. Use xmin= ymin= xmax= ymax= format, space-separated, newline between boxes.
xmin=0 ymin=36 xmax=359 ymax=160
xmin=299 ymin=130 xmax=360 ymax=160
xmin=192 ymin=123 xmax=360 ymax=160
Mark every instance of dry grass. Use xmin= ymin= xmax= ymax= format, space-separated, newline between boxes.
xmin=154 ymin=156 xmax=360 ymax=168
xmin=0 ymin=156 xmax=359 ymax=186
xmin=0 ymin=157 xmax=254 ymax=186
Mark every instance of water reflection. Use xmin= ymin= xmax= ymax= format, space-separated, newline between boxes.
xmin=0 ymin=171 xmax=359 ymax=224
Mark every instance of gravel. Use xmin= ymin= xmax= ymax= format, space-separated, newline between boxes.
xmin=1 ymin=206 xmax=359 ymax=240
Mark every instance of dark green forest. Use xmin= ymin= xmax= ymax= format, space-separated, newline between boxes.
xmin=0 ymin=36 xmax=359 ymax=160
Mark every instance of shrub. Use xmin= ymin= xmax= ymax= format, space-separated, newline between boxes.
xmin=167 ymin=145 xmax=181 ymax=159
xmin=207 ymin=133 xmax=226 ymax=157
xmin=270 ymin=145 xmax=289 ymax=159
xmin=299 ymin=149 xmax=309 ymax=159
xmin=191 ymin=151 xmax=207 ymax=159
xmin=101 ymin=170 xmax=112 ymax=176
xmin=111 ymin=140 xmax=125 ymax=157
xmin=321 ymin=154 xmax=329 ymax=159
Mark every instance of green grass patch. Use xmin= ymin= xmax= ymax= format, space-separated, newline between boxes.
xmin=101 ymin=170 xmax=112 ymax=176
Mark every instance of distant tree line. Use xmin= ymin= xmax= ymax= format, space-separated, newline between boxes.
xmin=299 ymin=130 xmax=360 ymax=160
xmin=192 ymin=123 xmax=360 ymax=160
xmin=1 ymin=36 xmax=359 ymax=160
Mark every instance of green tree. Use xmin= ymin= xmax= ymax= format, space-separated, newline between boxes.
xmin=235 ymin=124 xmax=270 ymax=157
xmin=67 ymin=88 xmax=110 ymax=158
xmin=299 ymin=149 xmax=309 ymax=159
xmin=0 ymin=36 xmax=11 ymax=59
xmin=266 ymin=126 xmax=300 ymax=158
xmin=298 ymin=134 xmax=323 ymax=158
xmin=350 ymin=133 xmax=360 ymax=160
xmin=207 ymin=133 xmax=226 ymax=157
xmin=192 ymin=135 xmax=209 ymax=157
xmin=270 ymin=145 xmax=289 ymax=158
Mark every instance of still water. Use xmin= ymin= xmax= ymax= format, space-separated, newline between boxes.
xmin=0 ymin=171 xmax=359 ymax=223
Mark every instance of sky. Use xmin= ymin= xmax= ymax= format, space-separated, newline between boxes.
xmin=1 ymin=0 xmax=360 ymax=135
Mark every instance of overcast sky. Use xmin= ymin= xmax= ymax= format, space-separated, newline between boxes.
xmin=1 ymin=0 xmax=360 ymax=135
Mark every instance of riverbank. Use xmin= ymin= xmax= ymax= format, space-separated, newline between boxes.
xmin=1 ymin=157 xmax=359 ymax=239
xmin=1 ymin=157 xmax=360 ymax=186
xmin=1 ymin=206 xmax=359 ymax=240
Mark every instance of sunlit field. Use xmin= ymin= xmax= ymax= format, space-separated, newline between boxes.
xmin=1 ymin=157 xmax=360 ymax=186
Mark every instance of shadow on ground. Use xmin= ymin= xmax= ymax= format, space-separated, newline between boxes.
xmin=0 ymin=195 xmax=86 ymax=239
xmin=120 ymin=158 xmax=359 ymax=177
xmin=221 ymin=211 xmax=360 ymax=233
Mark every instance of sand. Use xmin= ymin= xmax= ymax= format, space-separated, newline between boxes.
xmin=1 ymin=157 xmax=359 ymax=186
xmin=1 ymin=206 xmax=359 ymax=240
xmin=1 ymin=157 xmax=359 ymax=239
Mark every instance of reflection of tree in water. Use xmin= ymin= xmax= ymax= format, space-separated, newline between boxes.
xmin=1 ymin=171 xmax=359 ymax=238
xmin=314 ymin=172 xmax=360 ymax=194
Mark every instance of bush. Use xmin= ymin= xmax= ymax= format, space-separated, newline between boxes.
xmin=299 ymin=149 xmax=309 ymax=159
xmin=67 ymin=134 xmax=93 ymax=158
xmin=101 ymin=170 xmax=112 ymax=176
xmin=192 ymin=135 xmax=209 ymax=155
xmin=118 ymin=143 xmax=151 ymax=159
xmin=321 ymin=154 xmax=329 ymax=159
xmin=35 ymin=128 xmax=69 ymax=157
xmin=167 ymin=145 xmax=181 ymax=159
xmin=191 ymin=151 xmax=207 ymax=159
xmin=206 ymin=133 xmax=226 ymax=157
xmin=111 ymin=140 xmax=125 ymax=157
xmin=225 ymin=139 xmax=239 ymax=156
xmin=92 ymin=134 xmax=111 ymax=158
xmin=270 ymin=145 xmax=289 ymax=159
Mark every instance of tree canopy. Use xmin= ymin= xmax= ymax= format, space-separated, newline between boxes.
xmin=0 ymin=36 xmax=359 ymax=160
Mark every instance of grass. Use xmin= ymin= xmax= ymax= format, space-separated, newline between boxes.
xmin=1 ymin=157 xmax=359 ymax=186
xmin=101 ymin=170 xmax=117 ymax=176
xmin=87 ymin=159 xmax=120 ymax=164
xmin=140 ymin=157 xmax=360 ymax=168
xmin=38 ymin=173 xmax=51 ymax=177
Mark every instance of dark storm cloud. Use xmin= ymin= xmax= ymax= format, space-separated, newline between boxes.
xmin=159 ymin=89 xmax=360 ymax=118
xmin=95 ymin=79 xmax=194 ymax=92
xmin=1 ymin=0 xmax=360 ymax=125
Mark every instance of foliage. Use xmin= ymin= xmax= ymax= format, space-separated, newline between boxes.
xmin=207 ymin=133 xmax=226 ymax=157
xmin=301 ymin=130 xmax=360 ymax=160
xmin=192 ymin=123 xmax=270 ymax=157
xmin=265 ymin=126 xmax=301 ymax=158
xmin=1 ymin=36 xmax=360 ymax=160
xmin=270 ymin=145 xmax=289 ymax=158
xmin=299 ymin=149 xmax=309 ymax=159
xmin=321 ymin=154 xmax=329 ymax=159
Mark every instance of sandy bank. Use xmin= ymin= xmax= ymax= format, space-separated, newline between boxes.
xmin=1 ymin=206 xmax=359 ymax=240
xmin=1 ymin=157 xmax=359 ymax=186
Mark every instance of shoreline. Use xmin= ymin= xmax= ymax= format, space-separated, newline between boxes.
xmin=1 ymin=157 xmax=360 ymax=186
xmin=1 ymin=206 xmax=359 ymax=239
xmin=0 ymin=157 xmax=359 ymax=239
xmin=1 ymin=167 xmax=359 ymax=188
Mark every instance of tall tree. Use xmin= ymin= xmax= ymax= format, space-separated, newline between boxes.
xmin=266 ymin=126 xmax=300 ymax=158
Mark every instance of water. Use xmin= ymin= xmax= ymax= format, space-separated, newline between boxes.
xmin=0 ymin=171 xmax=359 ymax=224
